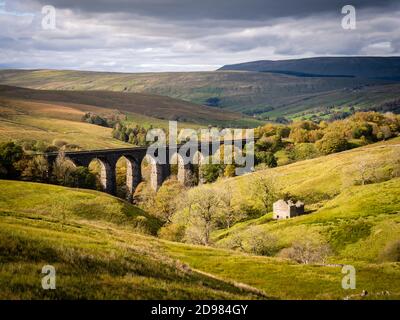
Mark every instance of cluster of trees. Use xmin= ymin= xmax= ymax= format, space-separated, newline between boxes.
xmin=367 ymin=98 xmax=400 ymax=114
xmin=0 ymin=142 xmax=96 ymax=189
xmin=155 ymin=183 xmax=246 ymax=245
xmin=296 ymin=105 xmax=356 ymax=123
xmin=112 ymin=123 xmax=151 ymax=146
xmin=81 ymin=113 xmax=110 ymax=127
xmin=142 ymin=173 xmax=336 ymax=264
xmin=254 ymin=112 xmax=400 ymax=166
xmin=146 ymin=175 xmax=280 ymax=245
xmin=81 ymin=112 xmax=126 ymax=128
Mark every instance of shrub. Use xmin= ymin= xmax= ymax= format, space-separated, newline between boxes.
xmin=379 ymin=240 xmax=400 ymax=262
xmin=255 ymin=151 xmax=277 ymax=167
xmin=278 ymin=239 xmax=332 ymax=264
xmin=243 ymin=226 xmax=279 ymax=256
xmin=292 ymin=143 xmax=319 ymax=161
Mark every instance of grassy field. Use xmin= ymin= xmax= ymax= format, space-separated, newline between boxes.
xmin=0 ymin=90 xmax=257 ymax=150
xmin=0 ymin=181 xmax=264 ymax=299
xmin=160 ymin=138 xmax=400 ymax=299
xmin=0 ymin=96 xmax=131 ymax=149
xmin=208 ymin=137 xmax=400 ymax=211
xmin=1 ymin=69 xmax=398 ymax=118
xmin=164 ymin=242 xmax=400 ymax=300
xmin=1 ymin=137 xmax=399 ymax=299
xmin=0 ymin=85 xmax=262 ymax=128
xmin=1 ymin=179 xmax=399 ymax=300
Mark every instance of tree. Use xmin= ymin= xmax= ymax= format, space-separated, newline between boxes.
xmin=199 ymin=164 xmax=224 ymax=183
xmin=278 ymin=239 xmax=332 ymax=264
xmin=0 ymin=142 xmax=24 ymax=179
xmin=133 ymin=181 xmax=156 ymax=210
xmin=52 ymin=151 xmax=76 ymax=186
xmin=255 ymin=151 xmax=277 ymax=167
xmin=70 ymin=167 xmax=96 ymax=189
xmin=292 ymin=143 xmax=319 ymax=161
xmin=217 ymin=184 xmax=244 ymax=229
xmin=316 ymin=133 xmax=350 ymax=155
xmin=223 ymin=164 xmax=236 ymax=178
xmin=251 ymin=175 xmax=279 ymax=212
xmin=244 ymin=226 xmax=278 ymax=256
xmin=185 ymin=188 xmax=221 ymax=245
xmin=20 ymin=155 xmax=49 ymax=182
xmin=154 ymin=179 xmax=185 ymax=223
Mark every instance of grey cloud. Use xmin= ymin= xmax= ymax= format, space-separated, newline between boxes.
xmin=27 ymin=0 xmax=400 ymax=21
xmin=1 ymin=1 xmax=400 ymax=72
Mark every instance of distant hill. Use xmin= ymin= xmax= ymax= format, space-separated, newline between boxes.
xmin=0 ymin=85 xmax=260 ymax=150
xmin=0 ymin=85 xmax=259 ymax=127
xmin=219 ymin=56 xmax=400 ymax=80
xmin=0 ymin=68 xmax=399 ymax=119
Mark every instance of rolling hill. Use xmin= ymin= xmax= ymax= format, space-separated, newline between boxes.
xmin=1 ymin=138 xmax=399 ymax=299
xmin=184 ymin=137 xmax=400 ymax=263
xmin=163 ymin=138 xmax=400 ymax=299
xmin=0 ymin=85 xmax=258 ymax=127
xmin=0 ymin=84 xmax=262 ymax=150
xmin=0 ymin=181 xmax=263 ymax=299
xmin=1 ymin=69 xmax=399 ymax=119
xmin=219 ymin=56 xmax=400 ymax=80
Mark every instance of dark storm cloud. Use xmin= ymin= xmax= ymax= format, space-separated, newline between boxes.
xmin=1 ymin=0 xmax=400 ymax=72
xmin=28 ymin=0 xmax=400 ymax=20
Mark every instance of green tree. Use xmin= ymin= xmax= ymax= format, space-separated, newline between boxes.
xmin=251 ymin=175 xmax=279 ymax=212
xmin=70 ymin=167 xmax=96 ymax=189
xmin=199 ymin=164 xmax=224 ymax=183
xmin=316 ymin=133 xmax=350 ymax=155
xmin=255 ymin=151 xmax=277 ymax=167
xmin=154 ymin=179 xmax=185 ymax=223
xmin=0 ymin=142 xmax=24 ymax=179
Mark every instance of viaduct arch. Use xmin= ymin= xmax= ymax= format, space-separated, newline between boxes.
xmin=44 ymin=140 xmax=251 ymax=202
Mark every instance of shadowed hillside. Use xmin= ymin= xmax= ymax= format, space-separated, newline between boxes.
xmin=0 ymin=69 xmax=398 ymax=118
xmin=219 ymin=56 xmax=400 ymax=80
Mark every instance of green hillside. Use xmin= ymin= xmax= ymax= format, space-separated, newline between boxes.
xmin=0 ymin=85 xmax=262 ymax=151
xmin=1 ymin=138 xmax=399 ymax=299
xmin=160 ymin=138 xmax=400 ymax=299
xmin=0 ymin=180 xmax=263 ymax=299
xmin=0 ymin=95 xmax=131 ymax=150
xmin=0 ymin=69 xmax=398 ymax=118
xmin=182 ymin=137 xmax=400 ymax=263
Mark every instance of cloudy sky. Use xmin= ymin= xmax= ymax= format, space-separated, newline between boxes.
xmin=1 ymin=0 xmax=400 ymax=72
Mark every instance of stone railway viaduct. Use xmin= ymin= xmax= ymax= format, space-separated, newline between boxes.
xmin=44 ymin=139 xmax=251 ymax=201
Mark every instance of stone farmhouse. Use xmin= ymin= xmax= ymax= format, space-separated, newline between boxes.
xmin=273 ymin=199 xmax=305 ymax=220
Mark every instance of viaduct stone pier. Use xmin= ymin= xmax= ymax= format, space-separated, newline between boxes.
xmin=44 ymin=139 xmax=252 ymax=201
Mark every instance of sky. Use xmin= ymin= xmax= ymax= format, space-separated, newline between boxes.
xmin=1 ymin=0 xmax=400 ymax=72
